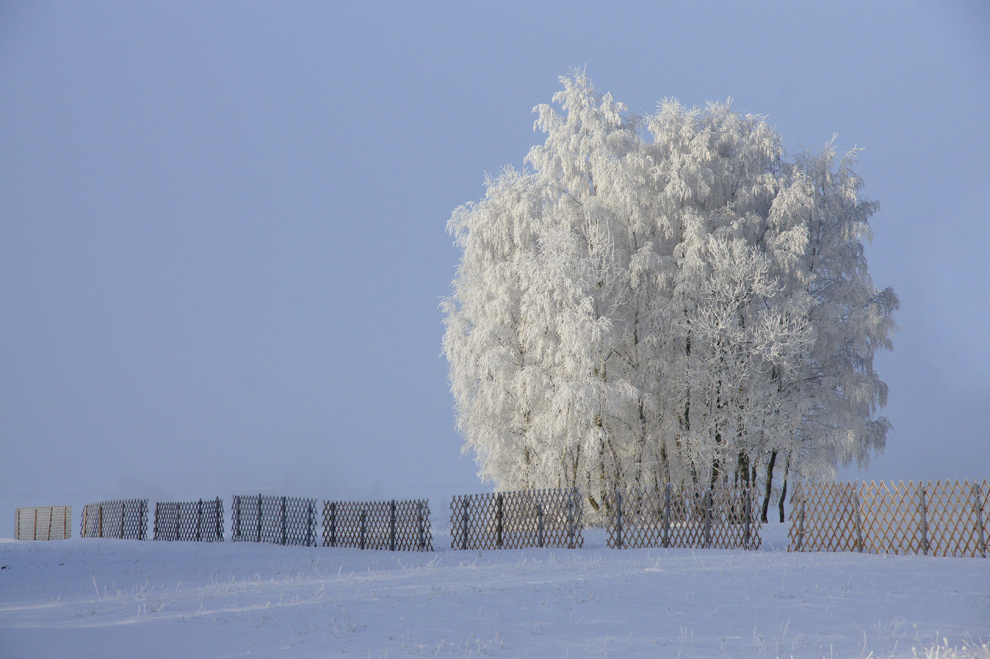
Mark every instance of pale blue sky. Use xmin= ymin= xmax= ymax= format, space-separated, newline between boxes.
xmin=2 ymin=2 xmax=987 ymax=524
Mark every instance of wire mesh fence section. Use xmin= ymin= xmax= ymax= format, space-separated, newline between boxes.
xmin=154 ymin=498 xmax=224 ymax=542
xmin=450 ymin=489 xmax=583 ymax=550
xmin=789 ymin=480 xmax=989 ymax=557
xmin=323 ymin=499 xmax=432 ymax=552
xmin=230 ymin=494 xmax=317 ymax=546
xmin=15 ymin=505 xmax=72 ymax=541
xmin=605 ymin=484 xmax=762 ymax=550
xmin=81 ymin=500 xmax=148 ymax=540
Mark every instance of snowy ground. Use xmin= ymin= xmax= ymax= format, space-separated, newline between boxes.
xmin=1 ymin=523 xmax=987 ymax=658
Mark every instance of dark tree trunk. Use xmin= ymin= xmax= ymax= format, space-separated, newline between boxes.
xmin=778 ymin=477 xmax=788 ymax=523
xmin=761 ymin=450 xmax=777 ymax=523
xmin=736 ymin=451 xmax=750 ymax=485
xmin=777 ymin=453 xmax=792 ymax=522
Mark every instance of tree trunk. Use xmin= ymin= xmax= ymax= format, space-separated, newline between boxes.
xmin=778 ymin=479 xmax=788 ymax=522
xmin=761 ymin=450 xmax=777 ymax=523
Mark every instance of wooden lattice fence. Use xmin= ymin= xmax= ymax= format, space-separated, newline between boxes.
xmin=231 ymin=494 xmax=317 ymax=546
xmin=154 ymin=498 xmax=224 ymax=542
xmin=15 ymin=505 xmax=72 ymax=541
xmin=323 ymin=499 xmax=432 ymax=551
xmin=81 ymin=499 xmax=148 ymax=540
xmin=450 ymin=489 xmax=583 ymax=550
xmin=605 ymin=484 xmax=762 ymax=550
xmin=789 ymin=480 xmax=989 ymax=557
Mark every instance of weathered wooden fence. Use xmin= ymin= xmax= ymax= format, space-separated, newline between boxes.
xmin=81 ymin=499 xmax=148 ymax=540
xmin=15 ymin=505 xmax=72 ymax=541
xmin=323 ymin=499 xmax=432 ymax=551
xmin=606 ymin=484 xmax=762 ymax=550
xmin=154 ymin=498 xmax=224 ymax=542
xmin=230 ymin=494 xmax=317 ymax=546
xmin=788 ymin=480 xmax=989 ymax=557
xmin=450 ymin=489 xmax=583 ymax=550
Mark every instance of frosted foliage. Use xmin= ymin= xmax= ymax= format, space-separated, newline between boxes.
xmin=443 ymin=72 xmax=897 ymax=509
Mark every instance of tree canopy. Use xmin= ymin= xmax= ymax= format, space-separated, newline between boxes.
xmin=442 ymin=72 xmax=898 ymax=516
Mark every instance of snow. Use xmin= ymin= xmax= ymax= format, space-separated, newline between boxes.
xmin=1 ymin=523 xmax=987 ymax=658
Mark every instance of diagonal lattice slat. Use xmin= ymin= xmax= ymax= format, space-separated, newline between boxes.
xmin=154 ymin=498 xmax=224 ymax=542
xmin=323 ymin=499 xmax=432 ymax=552
xmin=81 ymin=500 xmax=148 ymax=540
xmin=605 ymin=484 xmax=762 ymax=550
xmin=230 ymin=494 xmax=317 ymax=546
xmin=450 ymin=489 xmax=583 ymax=550
xmin=788 ymin=480 xmax=988 ymax=557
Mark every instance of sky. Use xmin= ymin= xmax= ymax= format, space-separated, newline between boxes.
xmin=1 ymin=1 xmax=988 ymax=526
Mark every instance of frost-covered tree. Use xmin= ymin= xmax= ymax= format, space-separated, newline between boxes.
xmin=443 ymin=72 xmax=897 ymax=518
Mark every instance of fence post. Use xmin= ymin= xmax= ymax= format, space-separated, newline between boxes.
xmin=417 ymin=501 xmax=425 ymax=551
xmin=566 ymin=491 xmax=575 ymax=549
xmin=99 ymin=503 xmax=104 ymax=538
xmin=461 ymin=498 xmax=469 ymax=551
xmin=973 ymin=482 xmax=987 ymax=559
xmin=853 ymin=485 xmax=864 ymax=553
xmin=196 ymin=499 xmax=203 ymax=542
xmin=744 ymin=486 xmax=752 ymax=550
xmin=495 ymin=493 xmax=504 ymax=549
xmin=389 ymin=500 xmax=397 ymax=552
xmin=536 ymin=502 xmax=544 ymax=548
xmin=257 ymin=494 xmax=263 ymax=543
xmin=234 ymin=496 xmax=240 ymax=541
xmin=217 ymin=498 xmax=223 ymax=542
xmin=332 ymin=501 xmax=338 ymax=548
xmin=795 ymin=497 xmax=806 ymax=551
xmin=703 ymin=489 xmax=713 ymax=548
xmin=615 ymin=488 xmax=623 ymax=549
xmin=307 ymin=501 xmax=314 ymax=547
xmin=918 ymin=483 xmax=929 ymax=556
xmin=359 ymin=508 xmax=367 ymax=550
xmin=281 ymin=496 xmax=288 ymax=546
xmin=663 ymin=484 xmax=671 ymax=548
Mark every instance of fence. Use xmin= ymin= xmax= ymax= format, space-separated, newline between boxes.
xmin=606 ymin=483 xmax=762 ymax=550
xmin=323 ymin=499 xmax=432 ymax=551
xmin=154 ymin=498 xmax=224 ymax=542
xmin=788 ymin=480 xmax=989 ymax=557
xmin=450 ymin=489 xmax=583 ymax=550
xmin=231 ymin=494 xmax=317 ymax=546
xmin=81 ymin=499 xmax=148 ymax=540
xmin=15 ymin=505 xmax=72 ymax=541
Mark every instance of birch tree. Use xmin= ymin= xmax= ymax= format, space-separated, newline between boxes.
xmin=442 ymin=71 xmax=897 ymax=516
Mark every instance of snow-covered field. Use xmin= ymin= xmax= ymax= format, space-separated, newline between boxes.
xmin=1 ymin=523 xmax=987 ymax=658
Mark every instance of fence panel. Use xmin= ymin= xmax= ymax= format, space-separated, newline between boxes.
xmin=450 ymin=489 xmax=583 ymax=550
xmin=788 ymin=482 xmax=861 ymax=552
xmin=154 ymin=498 xmax=224 ymax=542
xmin=230 ymin=494 xmax=317 ymax=546
xmin=788 ymin=480 xmax=988 ymax=557
xmin=323 ymin=499 xmax=432 ymax=551
xmin=605 ymin=484 xmax=762 ymax=550
xmin=80 ymin=500 xmax=148 ymax=540
xmin=15 ymin=506 xmax=72 ymax=541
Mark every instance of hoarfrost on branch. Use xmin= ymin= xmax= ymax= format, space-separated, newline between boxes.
xmin=443 ymin=71 xmax=898 ymax=517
